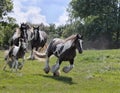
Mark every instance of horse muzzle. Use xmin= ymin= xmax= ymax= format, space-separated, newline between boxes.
xmin=78 ymin=50 xmax=83 ymax=54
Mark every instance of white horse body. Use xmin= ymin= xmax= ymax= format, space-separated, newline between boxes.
xmin=3 ymin=38 xmax=27 ymax=72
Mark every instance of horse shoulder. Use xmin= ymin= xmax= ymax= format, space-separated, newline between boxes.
xmin=12 ymin=46 xmax=20 ymax=56
xmin=39 ymin=31 xmax=47 ymax=41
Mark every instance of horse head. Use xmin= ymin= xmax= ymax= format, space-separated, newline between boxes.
xmin=74 ymin=34 xmax=83 ymax=54
xmin=33 ymin=26 xmax=39 ymax=40
xmin=20 ymin=23 xmax=29 ymax=42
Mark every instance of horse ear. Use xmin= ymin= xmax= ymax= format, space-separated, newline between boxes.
xmin=80 ymin=35 xmax=83 ymax=39
xmin=76 ymin=34 xmax=83 ymax=39
xmin=37 ymin=26 xmax=39 ymax=29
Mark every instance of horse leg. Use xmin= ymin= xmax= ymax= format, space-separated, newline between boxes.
xmin=14 ymin=58 xmax=18 ymax=72
xmin=3 ymin=57 xmax=9 ymax=71
xmin=4 ymin=54 xmax=8 ymax=60
xmin=14 ymin=59 xmax=18 ymax=72
xmin=4 ymin=47 xmax=11 ymax=60
xmin=18 ymin=56 xmax=25 ymax=70
xmin=51 ymin=59 xmax=62 ymax=76
xmin=11 ymin=58 xmax=16 ymax=72
xmin=29 ymin=49 xmax=35 ymax=60
xmin=43 ymin=56 xmax=50 ymax=74
xmin=62 ymin=59 xmax=74 ymax=73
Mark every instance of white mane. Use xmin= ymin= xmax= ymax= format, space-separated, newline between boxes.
xmin=12 ymin=28 xmax=20 ymax=39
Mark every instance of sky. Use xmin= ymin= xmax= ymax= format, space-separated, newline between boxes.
xmin=9 ymin=0 xmax=71 ymax=26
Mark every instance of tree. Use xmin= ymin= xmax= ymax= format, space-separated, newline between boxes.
xmin=0 ymin=0 xmax=13 ymax=20
xmin=69 ymin=0 xmax=120 ymax=48
xmin=0 ymin=0 xmax=18 ymax=48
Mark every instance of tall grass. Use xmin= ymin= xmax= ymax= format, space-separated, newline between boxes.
xmin=0 ymin=49 xmax=120 ymax=93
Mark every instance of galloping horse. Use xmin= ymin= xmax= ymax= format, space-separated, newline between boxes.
xmin=43 ymin=34 xmax=83 ymax=76
xmin=3 ymin=38 xmax=27 ymax=72
xmin=10 ymin=23 xmax=30 ymax=46
xmin=28 ymin=26 xmax=47 ymax=60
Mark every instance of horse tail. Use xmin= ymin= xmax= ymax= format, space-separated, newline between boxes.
xmin=34 ymin=50 xmax=46 ymax=58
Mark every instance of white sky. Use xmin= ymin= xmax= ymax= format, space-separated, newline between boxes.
xmin=9 ymin=0 xmax=71 ymax=26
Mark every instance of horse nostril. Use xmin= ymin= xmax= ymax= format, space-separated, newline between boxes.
xmin=79 ymin=50 xmax=83 ymax=54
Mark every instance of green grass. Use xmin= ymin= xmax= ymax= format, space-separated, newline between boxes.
xmin=0 ymin=49 xmax=120 ymax=93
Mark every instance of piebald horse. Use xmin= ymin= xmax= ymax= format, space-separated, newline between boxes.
xmin=10 ymin=23 xmax=30 ymax=46
xmin=28 ymin=26 xmax=47 ymax=60
xmin=43 ymin=34 xmax=83 ymax=76
xmin=3 ymin=38 xmax=27 ymax=72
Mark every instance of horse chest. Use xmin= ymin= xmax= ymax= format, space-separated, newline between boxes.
xmin=60 ymin=48 xmax=76 ymax=61
xmin=12 ymin=46 xmax=25 ymax=58
xmin=16 ymin=49 xmax=25 ymax=58
xmin=31 ymin=39 xmax=41 ymax=47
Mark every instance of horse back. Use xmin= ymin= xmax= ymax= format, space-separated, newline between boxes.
xmin=46 ymin=38 xmax=63 ymax=57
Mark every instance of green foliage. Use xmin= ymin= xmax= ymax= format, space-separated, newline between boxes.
xmin=68 ymin=0 xmax=120 ymax=48
xmin=0 ymin=0 xmax=18 ymax=47
xmin=70 ymin=0 xmax=119 ymax=18
xmin=0 ymin=0 xmax=13 ymax=18
xmin=0 ymin=49 xmax=120 ymax=93
xmin=0 ymin=19 xmax=18 ymax=47
xmin=61 ymin=20 xmax=84 ymax=38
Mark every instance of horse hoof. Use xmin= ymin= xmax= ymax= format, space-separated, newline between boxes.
xmin=18 ymin=65 xmax=23 ymax=70
xmin=53 ymin=70 xmax=60 ymax=76
xmin=51 ymin=65 xmax=59 ymax=73
xmin=51 ymin=65 xmax=56 ymax=73
xmin=43 ymin=67 xmax=50 ymax=74
xmin=3 ymin=68 xmax=6 ymax=71
xmin=62 ymin=66 xmax=69 ymax=73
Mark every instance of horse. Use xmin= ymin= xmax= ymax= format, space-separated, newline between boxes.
xmin=43 ymin=34 xmax=83 ymax=76
xmin=3 ymin=38 xmax=27 ymax=72
xmin=10 ymin=23 xmax=30 ymax=46
xmin=28 ymin=26 xmax=47 ymax=60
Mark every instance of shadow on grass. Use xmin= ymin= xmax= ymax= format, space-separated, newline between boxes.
xmin=33 ymin=74 xmax=77 ymax=85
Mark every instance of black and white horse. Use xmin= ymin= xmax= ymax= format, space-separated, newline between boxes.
xmin=43 ymin=34 xmax=83 ymax=76
xmin=28 ymin=26 xmax=47 ymax=60
xmin=10 ymin=24 xmax=47 ymax=60
xmin=3 ymin=38 xmax=27 ymax=72
xmin=10 ymin=23 xmax=30 ymax=46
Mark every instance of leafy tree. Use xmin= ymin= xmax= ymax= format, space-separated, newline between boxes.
xmin=0 ymin=0 xmax=13 ymax=19
xmin=61 ymin=20 xmax=84 ymax=38
xmin=69 ymin=0 xmax=120 ymax=48
xmin=0 ymin=0 xmax=18 ymax=48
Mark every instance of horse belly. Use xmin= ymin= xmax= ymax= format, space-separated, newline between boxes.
xmin=31 ymin=40 xmax=42 ymax=48
xmin=59 ymin=50 xmax=76 ymax=61
xmin=17 ymin=52 xmax=25 ymax=58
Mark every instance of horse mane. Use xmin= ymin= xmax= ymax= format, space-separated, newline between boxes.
xmin=64 ymin=34 xmax=77 ymax=42
xmin=12 ymin=28 xmax=21 ymax=39
xmin=15 ymin=28 xmax=21 ymax=34
xmin=29 ymin=27 xmax=33 ymax=33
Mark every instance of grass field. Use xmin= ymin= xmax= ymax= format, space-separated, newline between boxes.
xmin=0 ymin=49 xmax=120 ymax=93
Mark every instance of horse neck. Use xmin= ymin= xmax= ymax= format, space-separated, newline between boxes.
xmin=27 ymin=30 xmax=33 ymax=41
xmin=34 ymin=30 xmax=39 ymax=40
xmin=12 ymin=29 xmax=21 ymax=39
xmin=18 ymin=43 xmax=25 ymax=53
